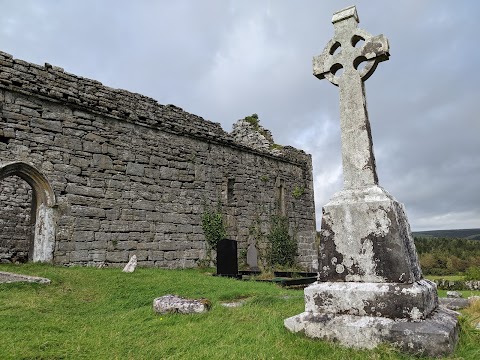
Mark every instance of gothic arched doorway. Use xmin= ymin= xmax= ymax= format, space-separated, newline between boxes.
xmin=0 ymin=161 xmax=56 ymax=262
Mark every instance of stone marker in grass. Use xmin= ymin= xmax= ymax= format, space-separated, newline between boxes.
xmin=122 ymin=254 xmax=137 ymax=273
xmin=284 ymin=5 xmax=459 ymax=357
xmin=216 ymin=239 xmax=238 ymax=277
xmin=153 ymin=295 xmax=211 ymax=314
xmin=0 ymin=271 xmax=51 ymax=284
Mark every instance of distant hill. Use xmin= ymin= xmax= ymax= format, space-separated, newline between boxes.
xmin=412 ymin=228 xmax=480 ymax=240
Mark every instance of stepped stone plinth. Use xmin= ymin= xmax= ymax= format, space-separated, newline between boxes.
xmin=284 ymin=6 xmax=459 ymax=356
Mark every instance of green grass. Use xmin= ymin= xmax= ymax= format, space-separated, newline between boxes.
xmin=437 ymin=289 xmax=480 ymax=298
xmin=0 ymin=264 xmax=479 ymax=359
xmin=412 ymin=228 xmax=480 ymax=239
xmin=425 ymin=275 xmax=466 ymax=281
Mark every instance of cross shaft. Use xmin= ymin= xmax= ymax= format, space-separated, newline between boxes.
xmin=313 ymin=6 xmax=389 ymax=189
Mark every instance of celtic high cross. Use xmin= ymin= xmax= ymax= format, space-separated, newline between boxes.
xmin=313 ymin=6 xmax=389 ymax=189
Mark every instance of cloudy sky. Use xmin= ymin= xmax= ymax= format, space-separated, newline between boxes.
xmin=1 ymin=0 xmax=479 ymax=231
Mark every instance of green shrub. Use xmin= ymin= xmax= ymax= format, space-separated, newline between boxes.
xmin=201 ymin=205 xmax=226 ymax=251
xmin=292 ymin=185 xmax=305 ymax=198
xmin=269 ymin=143 xmax=283 ymax=150
xmin=465 ymin=266 xmax=480 ymax=281
xmin=415 ymin=237 xmax=480 ymax=276
xmin=266 ymin=216 xmax=297 ymax=268
xmin=244 ymin=113 xmax=259 ymax=130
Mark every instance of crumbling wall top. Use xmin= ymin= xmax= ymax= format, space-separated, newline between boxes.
xmin=0 ymin=51 xmax=310 ymax=166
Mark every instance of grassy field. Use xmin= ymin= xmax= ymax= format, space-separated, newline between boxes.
xmin=412 ymin=228 xmax=480 ymax=240
xmin=425 ymin=275 xmax=466 ymax=281
xmin=1 ymin=264 xmax=479 ymax=360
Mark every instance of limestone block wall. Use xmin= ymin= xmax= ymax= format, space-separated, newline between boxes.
xmin=0 ymin=50 xmax=317 ymax=270
xmin=0 ymin=176 xmax=32 ymax=262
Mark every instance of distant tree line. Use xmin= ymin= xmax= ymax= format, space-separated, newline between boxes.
xmin=414 ymin=237 xmax=480 ymax=278
xmin=413 ymin=228 xmax=480 ymax=240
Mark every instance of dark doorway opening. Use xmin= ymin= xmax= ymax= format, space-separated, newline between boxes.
xmin=0 ymin=176 xmax=34 ymax=263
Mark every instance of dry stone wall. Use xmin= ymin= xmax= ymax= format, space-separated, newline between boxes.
xmin=0 ymin=176 xmax=32 ymax=262
xmin=0 ymin=50 xmax=317 ymax=270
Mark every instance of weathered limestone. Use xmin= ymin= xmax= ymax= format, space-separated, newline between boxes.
xmin=246 ymin=243 xmax=258 ymax=270
xmin=318 ymin=186 xmax=422 ymax=283
xmin=231 ymin=118 xmax=280 ymax=155
xmin=447 ymin=291 xmax=462 ymax=298
xmin=303 ymin=279 xmax=437 ymax=320
xmin=313 ymin=5 xmax=388 ymax=190
xmin=0 ymin=176 xmax=31 ymax=263
xmin=0 ymin=161 xmax=56 ymax=263
xmin=153 ymin=295 xmax=211 ymax=314
xmin=434 ymin=279 xmax=480 ymax=291
xmin=285 ymin=308 xmax=459 ymax=357
xmin=285 ymin=6 xmax=459 ymax=356
xmin=0 ymin=49 xmax=317 ymax=270
xmin=439 ymin=297 xmax=469 ymax=311
xmin=122 ymin=254 xmax=137 ymax=273
xmin=0 ymin=271 xmax=51 ymax=284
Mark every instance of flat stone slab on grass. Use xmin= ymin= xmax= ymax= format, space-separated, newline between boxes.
xmin=0 ymin=271 xmax=51 ymax=284
xmin=220 ymin=301 xmax=244 ymax=308
xmin=153 ymin=294 xmax=211 ymax=314
xmin=220 ymin=298 xmax=248 ymax=308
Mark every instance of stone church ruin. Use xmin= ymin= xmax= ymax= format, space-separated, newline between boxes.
xmin=0 ymin=50 xmax=317 ymax=269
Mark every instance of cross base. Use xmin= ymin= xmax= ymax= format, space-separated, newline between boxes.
xmin=304 ymin=280 xmax=438 ymax=320
xmin=319 ymin=185 xmax=422 ymax=283
xmin=284 ymin=306 xmax=459 ymax=357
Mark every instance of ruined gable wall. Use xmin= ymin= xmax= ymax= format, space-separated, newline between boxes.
xmin=0 ymin=51 xmax=317 ymax=270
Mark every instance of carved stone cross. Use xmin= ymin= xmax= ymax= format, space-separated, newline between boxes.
xmin=313 ymin=6 xmax=389 ymax=189
xmin=285 ymin=7 xmax=459 ymax=355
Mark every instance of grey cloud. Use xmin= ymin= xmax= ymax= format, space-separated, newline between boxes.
xmin=1 ymin=0 xmax=479 ymax=231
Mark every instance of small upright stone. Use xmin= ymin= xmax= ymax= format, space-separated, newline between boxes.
xmin=246 ymin=243 xmax=258 ymax=270
xmin=122 ymin=254 xmax=137 ymax=273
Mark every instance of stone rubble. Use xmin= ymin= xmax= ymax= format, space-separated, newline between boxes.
xmin=231 ymin=119 xmax=282 ymax=156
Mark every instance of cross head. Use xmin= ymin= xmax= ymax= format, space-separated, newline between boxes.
xmin=313 ymin=6 xmax=390 ymax=189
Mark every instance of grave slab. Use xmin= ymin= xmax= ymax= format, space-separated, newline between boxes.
xmin=246 ymin=243 xmax=259 ymax=270
xmin=153 ymin=294 xmax=211 ymax=314
xmin=0 ymin=271 xmax=51 ymax=284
